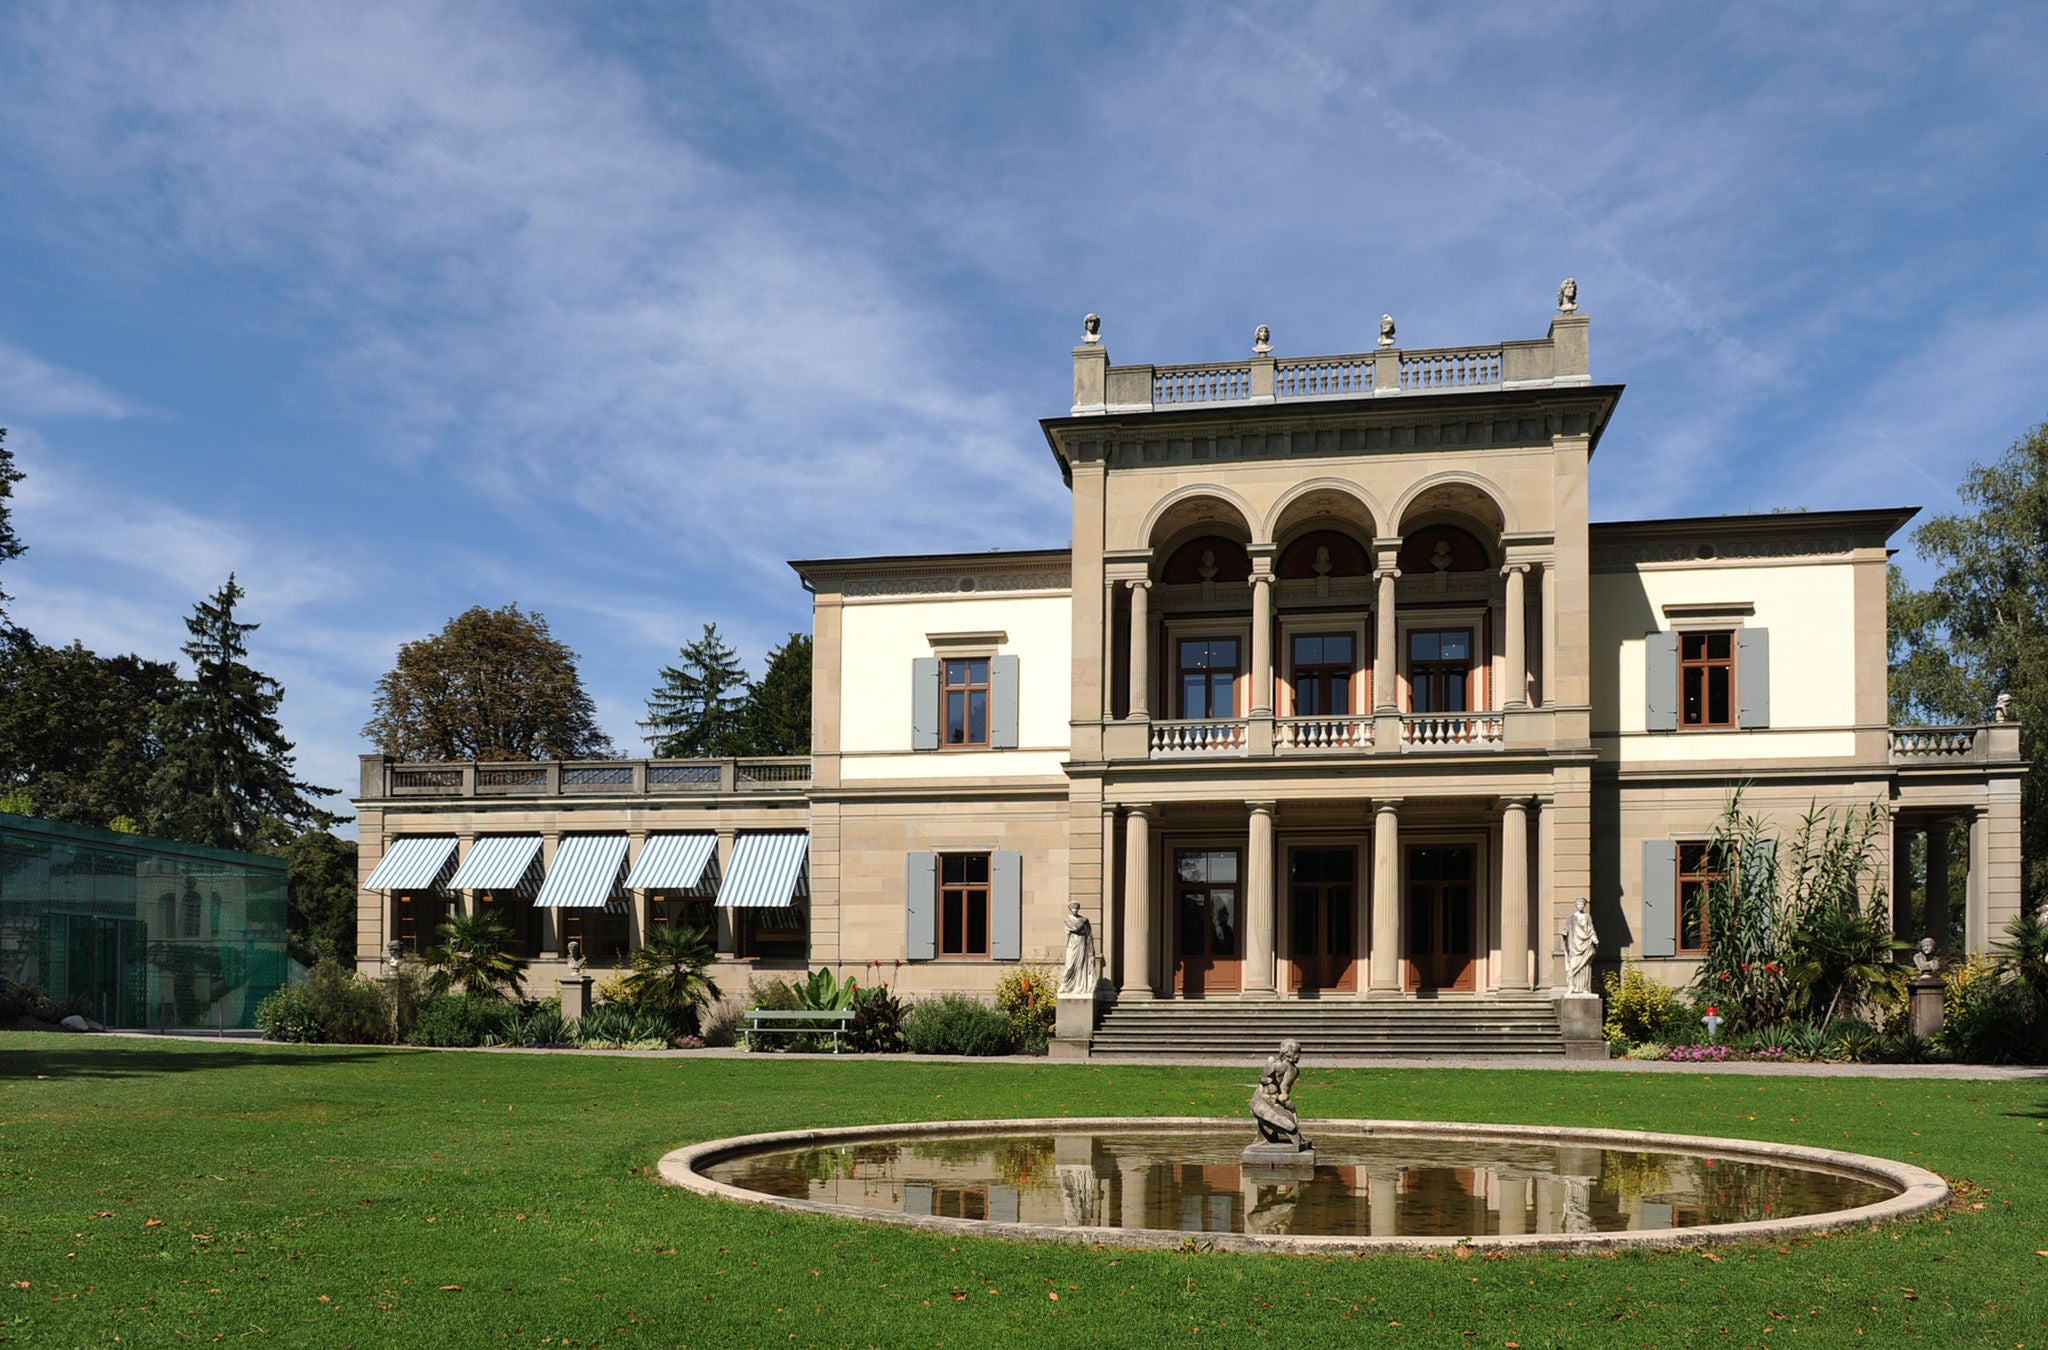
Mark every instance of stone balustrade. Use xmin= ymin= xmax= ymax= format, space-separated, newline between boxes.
xmin=1148 ymin=718 xmax=1249 ymax=758
xmin=1402 ymin=714 xmax=1506 ymax=750
xmin=366 ymin=755 xmax=812 ymax=799
xmin=1275 ymin=715 xmax=1374 ymax=752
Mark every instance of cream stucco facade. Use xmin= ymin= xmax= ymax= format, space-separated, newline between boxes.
xmin=352 ymin=307 xmax=2023 ymax=1046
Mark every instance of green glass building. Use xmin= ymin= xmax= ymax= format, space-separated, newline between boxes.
xmin=0 ymin=813 xmax=292 ymax=1030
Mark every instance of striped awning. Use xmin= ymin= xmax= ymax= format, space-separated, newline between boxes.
xmin=720 ymin=832 xmax=808 ymax=909
xmin=448 ymin=835 xmax=542 ymax=890
xmin=535 ymin=834 xmax=628 ymax=909
xmin=624 ymin=833 xmax=717 ymax=891
xmin=362 ymin=836 xmax=458 ymax=891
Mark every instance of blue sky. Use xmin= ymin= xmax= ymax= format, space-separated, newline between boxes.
xmin=2 ymin=1 xmax=2044 ymax=830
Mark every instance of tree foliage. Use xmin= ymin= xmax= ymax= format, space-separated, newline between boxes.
xmin=266 ymin=828 xmax=359 ymax=967
xmin=0 ymin=628 xmax=178 ymax=829
xmin=1890 ymin=419 xmax=2048 ymax=884
xmin=146 ymin=575 xmax=336 ymax=851
xmin=0 ymin=428 xmax=22 ymax=618
xmin=364 ymin=604 xmax=614 ymax=762
xmin=641 ymin=623 xmax=750 ymax=758
xmin=742 ymin=632 xmax=812 ymax=756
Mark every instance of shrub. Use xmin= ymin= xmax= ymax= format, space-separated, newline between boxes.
xmin=1601 ymin=968 xmax=1681 ymax=1045
xmin=1936 ymin=952 xmax=2046 ymax=1063
xmin=1824 ymin=1016 xmax=1880 ymax=1062
xmin=618 ymin=925 xmax=721 ymax=1036
xmin=494 ymin=1000 xmax=568 ymax=1048
xmin=575 ymin=1003 xmax=669 ymax=1050
xmin=1777 ymin=1020 xmax=1828 ymax=1060
xmin=1621 ymin=1041 xmax=1669 ymax=1061
xmin=254 ymin=983 xmax=319 ymax=1043
xmin=846 ymin=982 xmax=907 ymax=1053
xmin=902 ymin=994 xmax=1018 ymax=1056
xmin=408 ymin=994 xmax=506 ymax=1048
xmin=993 ymin=965 xmax=1057 ymax=1053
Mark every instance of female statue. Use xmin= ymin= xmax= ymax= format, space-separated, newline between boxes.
xmin=1564 ymin=897 xmax=1598 ymax=995
xmin=1058 ymin=900 xmax=1097 ymax=996
xmin=1250 ymin=1039 xmax=1309 ymax=1151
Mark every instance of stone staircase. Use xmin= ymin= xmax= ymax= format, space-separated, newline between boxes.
xmin=1088 ymin=995 xmax=1574 ymax=1059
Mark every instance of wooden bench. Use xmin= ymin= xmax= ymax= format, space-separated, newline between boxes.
xmin=742 ymin=1008 xmax=854 ymax=1054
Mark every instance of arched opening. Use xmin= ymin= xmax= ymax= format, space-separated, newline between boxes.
xmin=1161 ymin=535 xmax=1252 ymax=584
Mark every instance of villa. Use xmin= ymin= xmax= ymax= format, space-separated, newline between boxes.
xmin=352 ymin=296 xmax=2022 ymax=1054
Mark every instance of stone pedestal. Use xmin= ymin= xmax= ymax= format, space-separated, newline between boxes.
xmin=1241 ymin=1143 xmax=1316 ymax=1172
xmin=1556 ymin=992 xmax=1608 ymax=1060
xmin=1910 ymin=974 xmax=1945 ymax=1040
xmin=557 ymin=975 xmax=594 ymax=1023
xmin=1048 ymin=994 xmax=1098 ymax=1059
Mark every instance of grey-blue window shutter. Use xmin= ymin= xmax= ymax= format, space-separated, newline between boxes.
xmin=989 ymin=1186 xmax=1021 ymax=1223
xmin=1737 ymin=628 xmax=1770 ymax=728
xmin=1641 ymin=840 xmax=1677 ymax=957
xmin=1644 ymin=632 xmax=1678 ymax=731
xmin=905 ymin=852 xmax=936 ymax=959
xmin=902 ymin=1184 xmax=934 ymax=1216
xmin=911 ymin=658 xmax=941 ymax=750
xmin=989 ymin=655 xmax=1021 ymax=749
xmin=991 ymin=850 xmax=1023 ymax=960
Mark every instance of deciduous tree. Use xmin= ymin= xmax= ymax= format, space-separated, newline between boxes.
xmin=147 ymin=574 xmax=336 ymax=850
xmin=0 ymin=429 xmax=22 ymax=620
xmin=0 ymin=629 xmax=177 ymax=829
xmin=266 ymin=828 xmax=360 ymax=967
xmin=363 ymin=604 xmax=614 ymax=762
xmin=1890 ymin=419 xmax=2048 ymax=885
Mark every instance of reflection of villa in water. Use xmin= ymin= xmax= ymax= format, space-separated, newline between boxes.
xmin=353 ymin=301 xmax=2022 ymax=1052
xmin=704 ymin=1130 xmax=1887 ymax=1239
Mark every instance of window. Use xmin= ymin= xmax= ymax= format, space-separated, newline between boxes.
xmin=648 ymin=894 xmax=714 ymax=932
xmin=1409 ymin=629 xmax=1471 ymax=713
xmin=944 ymin=658 xmax=990 ymax=746
xmin=556 ymin=908 xmax=631 ymax=962
xmin=1290 ymin=633 xmax=1355 ymax=716
xmin=940 ymin=853 xmax=991 ymax=957
xmin=1677 ymin=842 xmax=1724 ymax=954
xmin=1178 ymin=638 xmax=1240 ymax=719
xmin=1680 ymin=631 xmax=1735 ymax=728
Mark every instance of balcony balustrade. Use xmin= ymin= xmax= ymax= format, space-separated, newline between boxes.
xmin=1149 ymin=719 xmax=1249 ymax=758
xmin=374 ymin=756 xmax=812 ymax=798
xmin=1275 ymin=715 xmax=1374 ymax=752
xmin=1401 ymin=714 xmax=1506 ymax=750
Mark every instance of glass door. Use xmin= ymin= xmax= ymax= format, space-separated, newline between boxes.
xmin=1404 ymin=845 xmax=1476 ymax=991
xmin=1287 ymin=847 xmax=1357 ymax=993
xmin=1173 ymin=849 xmax=1242 ymax=996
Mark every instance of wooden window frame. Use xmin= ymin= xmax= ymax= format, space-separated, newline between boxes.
xmin=1678 ymin=629 xmax=1737 ymax=729
xmin=1284 ymin=629 xmax=1360 ymax=717
xmin=1406 ymin=626 xmax=1476 ymax=715
xmin=1677 ymin=841 xmax=1724 ymax=955
xmin=939 ymin=853 xmax=992 ymax=959
xmin=942 ymin=657 xmax=992 ymax=748
xmin=1174 ymin=633 xmax=1244 ymax=720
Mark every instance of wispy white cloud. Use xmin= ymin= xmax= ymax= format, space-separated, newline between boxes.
xmin=0 ymin=340 xmax=144 ymax=420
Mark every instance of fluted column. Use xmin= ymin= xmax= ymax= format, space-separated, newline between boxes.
xmin=1373 ymin=567 xmax=1400 ymax=712
xmin=1370 ymin=799 xmax=1403 ymax=994
xmin=1250 ymin=574 xmax=1274 ymax=716
xmin=1127 ymin=580 xmax=1152 ymax=720
xmin=1121 ymin=807 xmax=1154 ymax=999
xmin=1503 ymin=563 xmax=1529 ymax=709
xmin=1244 ymin=802 xmax=1277 ymax=995
xmin=1500 ymin=797 xmax=1531 ymax=991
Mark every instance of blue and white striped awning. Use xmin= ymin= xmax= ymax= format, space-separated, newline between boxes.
xmin=534 ymin=834 xmax=628 ymax=909
xmin=624 ymin=833 xmax=717 ymax=891
xmin=361 ymin=836 xmax=458 ymax=891
xmin=448 ymin=835 xmax=542 ymax=890
xmin=720 ymin=832 xmax=809 ymax=909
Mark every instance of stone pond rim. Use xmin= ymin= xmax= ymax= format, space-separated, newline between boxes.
xmin=657 ymin=1116 xmax=1951 ymax=1255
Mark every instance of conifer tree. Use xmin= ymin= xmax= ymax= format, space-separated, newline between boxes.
xmin=741 ymin=632 xmax=812 ymax=756
xmin=642 ymin=623 xmax=750 ymax=758
xmin=148 ymin=574 xmax=336 ymax=850
xmin=0 ymin=429 xmax=23 ymax=621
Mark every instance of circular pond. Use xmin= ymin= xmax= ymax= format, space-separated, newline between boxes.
xmin=661 ymin=1118 xmax=1948 ymax=1253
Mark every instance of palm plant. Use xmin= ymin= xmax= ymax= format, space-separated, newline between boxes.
xmin=621 ymin=924 xmax=722 ymax=1035
xmin=1995 ymin=903 xmax=2048 ymax=1016
xmin=425 ymin=910 xmax=528 ymax=1002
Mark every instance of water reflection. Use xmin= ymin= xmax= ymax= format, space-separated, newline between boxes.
xmin=703 ymin=1130 xmax=1890 ymax=1238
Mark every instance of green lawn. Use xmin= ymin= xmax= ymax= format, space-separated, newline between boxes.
xmin=0 ymin=1036 xmax=2041 ymax=1347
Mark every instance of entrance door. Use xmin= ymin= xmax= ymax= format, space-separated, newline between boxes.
xmin=1405 ymin=845 xmax=1476 ymax=991
xmin=1287 ymin=847 xmax=1358 ymax=993
xmin=1173 ymin=849 xmax=1242 ymax=996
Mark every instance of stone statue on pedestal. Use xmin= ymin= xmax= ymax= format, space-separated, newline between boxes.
xmin=1058 ymin=901 xmax=1097 ymax=997
xmin=1911 ymin=937 xmax=1942 ymax=975
xmin=1244 ymin=1040 xmax=1314 ymax=1165
xmin=1564 ymin=897 xmax=1598 ymax=995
